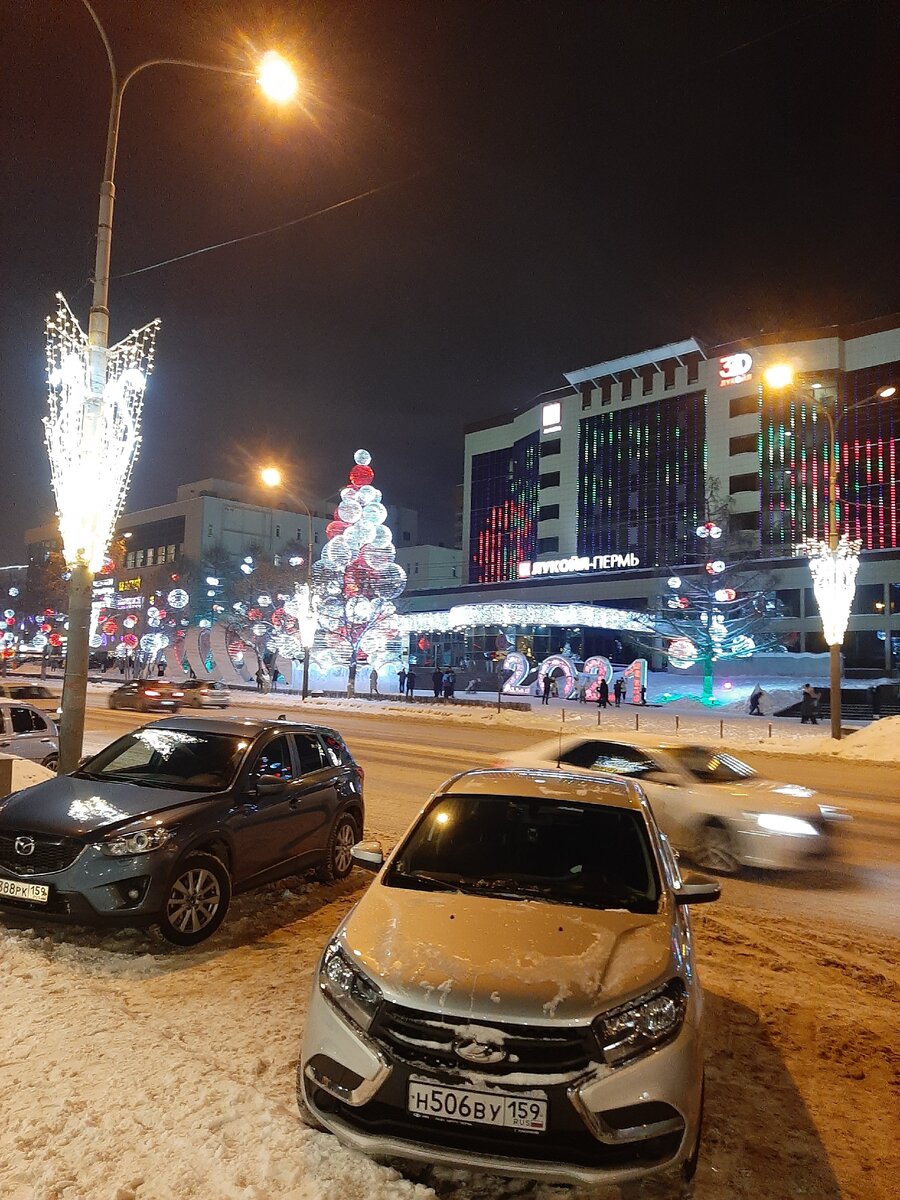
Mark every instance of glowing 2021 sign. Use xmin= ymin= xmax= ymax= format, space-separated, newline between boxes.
xmin=718 ymin=352 xmax=753 ymax=387
xmin=502 ymin=653 xmax=648 ymax=704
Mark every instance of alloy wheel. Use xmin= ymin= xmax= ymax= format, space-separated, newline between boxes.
xmin=333 ymin=820 xmax=356 ymax=876
xmin=166 ymin=867 xmax=222 ymax=934
xmin=695 ymin=824 xmax=740 ymax=874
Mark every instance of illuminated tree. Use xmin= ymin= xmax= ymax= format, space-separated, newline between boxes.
xmin=310 ymin=449 xmax=406 ymax=694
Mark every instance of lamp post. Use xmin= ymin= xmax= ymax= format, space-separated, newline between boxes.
xmin=50 ymin=2 xmax=297 ymax=772
xmin=260 ymin=466 xmax=315 ymax=699
xmin=764 ymin=365 xmax=896 ymax=739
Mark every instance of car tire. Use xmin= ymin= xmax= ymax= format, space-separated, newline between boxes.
xmin=680 ymin=1072 xmax=705 ymax=1187
xmin=108 ymin=695 xmax=117 ymax=710
xmin=156 ymin=852 xmax=232 ymax=947
xmin=41 ymin=753 xmax=59 ymax=772
xmin=693 ymin=820 xmax=741 ymax=875
xmin=314 ymin=812 xmax=359 ymax=883
xmin=295 ymin=1059 xmax=326 ymax=1130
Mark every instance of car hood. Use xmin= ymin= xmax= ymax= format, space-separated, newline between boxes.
xmin=690 ymin=775 xmax=824 ymax=815
xmin=0 ymin=773 xmax=211 ymax=838
xmin=341 ymin=882 xmax=675 ymax=1023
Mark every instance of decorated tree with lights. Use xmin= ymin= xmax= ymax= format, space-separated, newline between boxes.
xmin=309 ymin=449 xmax=406 ymax=694
xmin=647 ymin=516 xmax=785 ymax=704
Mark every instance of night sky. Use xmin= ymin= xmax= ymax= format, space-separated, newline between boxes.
xmin=1 ymin=0 xmax=897 ymax=561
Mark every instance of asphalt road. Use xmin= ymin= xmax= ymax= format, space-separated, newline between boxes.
xmin=81 ymin=694 xmax=900 ymax=937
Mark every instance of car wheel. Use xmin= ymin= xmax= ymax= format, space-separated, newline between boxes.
xmin=680 ymin=1072 xmax=705 ymax=1187
xmin=108 ymin=695 xmax=117 ymax=710
xmin=315 ymin=813 xmax=359 ymax=883
xmin=694 ymin=820 xmax=741 ymax=875
xmin=157 ymin=852 xmax=232 ymax=946
xmin=295 ymin=1059 xmax=325 ymax=1130
xmin=41 ymin=753 xmax=59 ymax=772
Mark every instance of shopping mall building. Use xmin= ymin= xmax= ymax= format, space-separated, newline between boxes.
xmin=401 ymin=315 xmax=900 ymax=679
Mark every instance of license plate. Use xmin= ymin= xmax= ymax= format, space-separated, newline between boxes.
xmin=408 ymin=1081 xmax=547 ymax=1133
xmin=0 ymin=877 xmax=50 ymax=904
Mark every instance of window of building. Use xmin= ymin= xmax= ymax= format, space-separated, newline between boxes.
xmin=540 ymin=438 xmax=561 ymax=457
xmin=166 ymin=544 xmax=177 ymax=562
xmin=729 ymin=471 xmax=759 ymax=494
xmin=729 ymin=511 xmax=758 ymax=533
xmin=580 ymin=382 xmax=592 ymax=410
xmin=539 ymin=503 xmax=560 ymax=521
xmin=663 ymin=361 xmax=677 ymax=390
xmin=539 ymin=471 xmax=560 ymax=489
xmin=135 ymin=549 xmax=145 ymax=567
xmin=403 ymin=531 xmax=411 ymax=542
xmin=775 ymin=589 xmax=801 ymax=618
xmin=145 ymin=547 xmax=155 ymax=566
xmin=640 ymin=366 xmax=655 ymax=396
xmin=125 ymin=551 xmax=135 ymax=569
xmin=537 ymin=536 xmax=559 ymax=554
xmin=275 ymin=525 xmax=280 ymax=538
xmin=600 ymin=378 xmax=612 ymax=406
xmin=852 ymin=583 xmax=887 ymax=615
xmin=620 ymin=373 xmax=633 ymax=401
xmin=729 ymin=393 xmax=757 ymax=418
xmin=729 ymin=433 xmax=758 ymax=456
xmin=207 ymin=525 xmax=213 ymax=537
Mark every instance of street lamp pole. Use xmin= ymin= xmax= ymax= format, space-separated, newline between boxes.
xmin=55 ymin=3 xmax=297 ymax=772
xmin=260 ymin=467 xmax=315 ymax=699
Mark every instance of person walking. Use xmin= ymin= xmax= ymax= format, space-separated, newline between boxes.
xmin=541 ymin=673 xmax=552 ymax=705
xmin=800 ymin=683 xmax=818 ymax=725
xmin=406 ymin=669 xmax=416 ymax=698
xmin=870 ymin=686 xmax=882 ymax=720
xmin=447 ymin=669 xmax=456 ymax=699
xmin=613 ymin=677 xmax=624 ymax=708
xmin=369 ymin=666 xmax=379 ymax=696
xmin=398 ymin=667 xmax=407 ymax=695
xmin=431 ymin=667 xmax=443 ymax=699
xmin=748 ymin=683 xmax=763 ymax=715
xmin=598 ymin=677 xmax=609 ymax=709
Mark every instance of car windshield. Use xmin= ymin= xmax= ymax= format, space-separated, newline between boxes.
xmin=76 ymin=729 xmax=251 ymax=791
xmin=666 ymin=746 xmax=756 ymax=784
xmin=385 ymin=794 xmax=660 ymax=912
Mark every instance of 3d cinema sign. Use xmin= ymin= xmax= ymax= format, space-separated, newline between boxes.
xmin=718 ymin=352 xmax=753 ymax=387
xmin=518 ymin=553 xmax=640 ymax=578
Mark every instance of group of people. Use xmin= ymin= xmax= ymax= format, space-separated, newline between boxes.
xmin=541 ymin=672 xmax=640 ymax=707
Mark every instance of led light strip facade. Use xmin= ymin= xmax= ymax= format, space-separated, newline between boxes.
xmin=469 ymin=432 xmax=539 ymax=583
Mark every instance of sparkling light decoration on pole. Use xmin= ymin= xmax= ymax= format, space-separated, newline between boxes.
xmin=310 ymin=450 xmax=406 ymax=693
xmin=44 ymin=293 xmax=159 ymax=572
xmin=797 ymin=536 xmax=861 ymax=646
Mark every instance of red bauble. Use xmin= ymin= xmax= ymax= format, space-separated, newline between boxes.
xmin=40 ymin=622 xmax=52 ymax=633
xmin=49 ymin=633 xmax=63 ymax=647
xmin=417 ymin=636 xmax=431 ymax=651
xmin=44 ymin=608 xmax=54 ymax=617
xmin=122 ymin=634 xmax=138 ymax=648
xmin=326 ymin=520 xmax=347 ymax=540
xmin=103 ymin=620 xmax=118 ymax=634
xmin=349 ymin=464 xmax=374 ymax=487
xmin=248 ymin=607 xmax=263 ymax=621
xmin=5 ymin=617 xmax=14 ymax=627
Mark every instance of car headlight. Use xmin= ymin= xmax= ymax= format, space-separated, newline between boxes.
xmin=745 ymin=813 xmax=819 ymax=836
xmin=319 ymin=941 xmax=382 ymax=1031
xmin=96 ymin=827 xmax=173 ymax=856
xmin=593 ymin=978 xmax=687 ymax=1067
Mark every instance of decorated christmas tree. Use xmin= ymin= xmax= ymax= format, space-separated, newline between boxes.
xmin=309 ymin=450 xmax=406 ymax=694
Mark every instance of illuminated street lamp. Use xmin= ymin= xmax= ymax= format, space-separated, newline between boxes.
xmin=49 ymin=1 xmax=297 ymax=772
xmin=260 ymin=467 xmax=315 ymax=699
xmin=765 ymin=364 xmax=896 ymax=739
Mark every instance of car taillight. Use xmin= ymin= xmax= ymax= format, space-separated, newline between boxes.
xmin=172 ymin=691 xmax=184 ymax=698
xmin=145 ymin=690 xmax=160 ymax=697
xmin=356 ymin=765 xmax=365 ymax=784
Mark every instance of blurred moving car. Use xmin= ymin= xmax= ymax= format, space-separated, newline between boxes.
xmin=108 ymin=679 xmax=184 ymax=712
xmin=497 ymin=736 xmax=848 ymax=873
xmin=0 ymin=716 xmax=364 ymax=945
xmin=0 ymin=699 xmax=59 ymax=770
xmin=300 ymin=767 xmax=719 ymax=1188
xmin=178 ymin=680 xmax=231 ymax=709
xmin=0 ymin=683 xmax=61 ymax=715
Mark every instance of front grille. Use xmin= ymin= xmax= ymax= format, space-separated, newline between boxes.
xmin=0 ymin=833 xmax=83 ymax=876
xmin=322 ymin=1093 xmax=681 ymax=1169
xmin=372 ymin=1002 xmax=595 ymax=1077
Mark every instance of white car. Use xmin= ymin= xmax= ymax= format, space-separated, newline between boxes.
xmin=496 ymin=736 xmax=848 ymax=873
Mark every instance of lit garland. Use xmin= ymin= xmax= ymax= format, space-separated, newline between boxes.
xmin=44 ymin=293 xmax=160 ymax=571
xmin=797 ymin=536 xmax=861 ymax=646
xmin=395 ymin=602 xmax=652 ymax=634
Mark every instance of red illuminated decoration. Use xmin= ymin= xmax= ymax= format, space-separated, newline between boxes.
xmin=49 ymin=633 xmax=63 ymax=647
xmin=40 ymin=623 xmax=52 ymax=633
xmin=122 ymin=634 xmax=138 ymax=649
xmin=349 ymin=464 xmax=374 ymax=487
xmin=326 ymin=520 xmax=347 ymax=540
xmin=476 ymin=500 xmax=534 ymax=586
xmin=417 ymin=636 xmax=431 ymax=651
xmin=103 ymin=619 xmax=117 ymax=634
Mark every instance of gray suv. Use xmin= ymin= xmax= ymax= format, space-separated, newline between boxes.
xmin=0 ymin=716 xmax=364 ymax=945
xmin=300 ymin=769 xmax=719 ymax=1189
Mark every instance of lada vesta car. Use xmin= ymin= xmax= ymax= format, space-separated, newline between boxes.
xmin=299 ymin=768 xmax=719 ymax=1188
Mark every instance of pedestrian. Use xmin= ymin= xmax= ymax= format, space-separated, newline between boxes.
xmin=369 ymin=666 xmax=379 ymax=696
xmin=613 ymin=677 xmax=624 ymax=708
xmin=406 ymin=669 xmax=416 ymax=697
xmin=431 ymin=667 xmax=443 ymax=699
xmin=441 ymin=670 xmax=452 ymax=700
xmin=447 ymin=669 xmax=456 ymax=699
xmin=800 ymin=683 xmax=818 ymax=725
xmin=640 ymin=684 xmax=647 ymax=706
xmin=576 ymin=673 xmax=587 ymax=703
xmin=255 ymin=664 xmax=265 ymax=693
xmin=748 ymin=683 xmax=763 ymax=716
xmin=398 ymin=666 xmax=407 ymax=695
xmin=541 ymin=673 xmax=552 ymax=705
xmin=157 ymin=658 xmax=166 ymax=678
xmin=598 ymin=678 xmax=609 ymax=710
xmin=870 ymin=686 xmax=882 ymax=720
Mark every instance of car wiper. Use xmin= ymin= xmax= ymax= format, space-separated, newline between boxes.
xmin=388 ymin=869 xmax=464 ymax=893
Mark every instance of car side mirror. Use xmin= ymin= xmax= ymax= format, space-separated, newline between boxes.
xmin=674 ymin=873 xmax=721 ymax=906
xmin=256 ymin=774 xmax=286 ymax=796
xmin=351 ymin=840 xmax=385 ymax=872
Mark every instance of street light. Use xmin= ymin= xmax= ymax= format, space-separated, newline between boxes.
xmin=49 ymin=1 xmax=298 ymax=773
xmin=764 ymin=364 xmax=896 ymax=739
xmin=259 ymin=466 xmax=315 ymax=699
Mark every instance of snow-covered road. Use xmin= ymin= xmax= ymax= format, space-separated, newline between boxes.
xmin=1 ymin=699 xmax=898 ymax=1199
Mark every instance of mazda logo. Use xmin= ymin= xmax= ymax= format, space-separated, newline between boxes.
xmin=14 ymin=836 xmax=35 ymax=857
xmin=453 ymin=1038 xmax=507 ymax=1064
